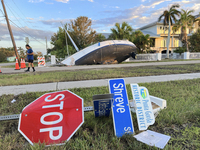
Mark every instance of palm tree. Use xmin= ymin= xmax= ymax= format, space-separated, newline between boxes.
xmin=173 ymin=9 xmax=197 ymax=52
xmin=110 ymin=22 xmax=133 ymax=40
xmin=130 ymin=30 xmax=151 ymax=53
xmin=158 ymin=4 xmax=181 ymax=58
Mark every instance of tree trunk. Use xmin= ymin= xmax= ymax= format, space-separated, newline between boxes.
xmin=185 ymin=25 xmax=189 ymax=52
xmin=166 ymin=17 xmax=171 ymax=59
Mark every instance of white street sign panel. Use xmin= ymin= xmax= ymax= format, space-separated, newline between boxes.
xmin=130 ymin=84 xmax=155 ymax=130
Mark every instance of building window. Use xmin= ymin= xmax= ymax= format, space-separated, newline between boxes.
xmin=175 ymin=29 xmax=181 ymax=34
xmin=150 ymin=38 xmax=155 ymax=47
xmin=174 ymin=39 xmax=179 ymax=47
xmin=161 ymin=40 xmax=167 ymax=47
xmin=165 ymin=27 xmax=168 ymax=34
xmin=160 ymin=26 xmax=164 ymax=34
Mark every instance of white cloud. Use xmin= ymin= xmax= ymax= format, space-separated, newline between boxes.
xmin=174 ymin=0 xmax=200 ymax=15
xmin=93 ymin=0 xmax=173 ymax=29
xmin=88 ymin=0 xmax=94 ymax=2
xmin=131 ymin=16 xmax=139 ymax=19
xmin=182 ymin=0 xmax=190 ymax=3
xmin=28 ymin=0 xmax=44 ymax=3
xmin=141 ymin=0 xmax=146 ymax=2
xmin=0 ymin=23 xmax=53 ymax=42
xmin=55 ymin=0 xmax=70 ymax=3
xmin=151 ymin=0 xmax=171 ymax=7
xmin=40 ymin=18 xmax=71 ymax=28
xmin=93 ymin=0 xmax=200 ymax=30
xmin=45 ymin=2 xmax=54 ymax=4
xmin=190 ymin=3 xmax=200 ymax=12
xmin=116 ymin=6 xmax=119 ymax=9
xmin=26 ymin=17 xmax=34 ymax=20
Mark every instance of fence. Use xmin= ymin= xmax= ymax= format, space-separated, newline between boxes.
xmin=125 ymin=52 xmax=200 ymax=62
xmin=38 ymin=57 xmax=46 ymax=67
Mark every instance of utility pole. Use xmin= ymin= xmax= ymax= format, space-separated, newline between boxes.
xmin=64 ymin=25 xmax=69 ymax=57
xmin=60 ymin=22 xmax=69 ymax=57
xmin=45 ymin=37 xmax=47 ymax=55
xmin=1 ymin=0 xmax=20 ymax=66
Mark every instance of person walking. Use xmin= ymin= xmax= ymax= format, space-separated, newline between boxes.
xmin=25 ymin=44 xmax=35 ymax=72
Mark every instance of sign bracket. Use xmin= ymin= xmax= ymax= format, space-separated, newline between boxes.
xmin=0 ymin=106 xmax=94 ymax=121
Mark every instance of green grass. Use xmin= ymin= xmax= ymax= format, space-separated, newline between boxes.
xmin=1 ymin=63 xmax=200 ymax=86
xmin=0 ymin=79 xmax=200 ymax=149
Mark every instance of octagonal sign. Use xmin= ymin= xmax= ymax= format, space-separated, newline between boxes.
xmin=18 ymin=90 xmax=84 ymax=146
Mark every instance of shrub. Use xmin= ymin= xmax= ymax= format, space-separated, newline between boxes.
xmin=174 ymin=47 xmax=186 ymax=55
xmin=189 ymin=28 xmax=200 ymax=52
xmin=0 ymin=51 xmax=7 ymax=62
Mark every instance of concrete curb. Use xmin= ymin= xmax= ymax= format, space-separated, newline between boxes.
xmin=1 ymin=73 xmax=200 ymax=96
xmin=0 ymin=83 xmax=57 ymax=96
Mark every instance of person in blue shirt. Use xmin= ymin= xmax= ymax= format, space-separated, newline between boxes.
xmin=25 ymin=44 xmax=35 ymax=72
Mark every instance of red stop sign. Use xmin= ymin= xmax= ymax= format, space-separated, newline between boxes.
xmin=18 ymin=90 xmax=84 ymax=146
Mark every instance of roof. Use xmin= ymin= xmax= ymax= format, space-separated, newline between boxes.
xmin=138 ymin=21 xmax=161 ymax=30
xmin=133 ymin=29 xmax=160 ymax=38
xmin=139 ymin=30 xmax=161 ymax=38
xmin=138 ymin=19 xmax=176 ymax=30
xmin=195 ymin=14 xmax=200 ymax=19
xmin=97 ymin=33 xmax=111 ymax=39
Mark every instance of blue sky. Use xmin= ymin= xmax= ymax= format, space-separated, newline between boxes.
xmin=0 ymin=0 xmax=199 ymax=54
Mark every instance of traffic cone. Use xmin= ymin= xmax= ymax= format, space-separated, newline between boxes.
xmin=0 ymin=66 xmax=2 ymax=73
xmin=20 ymin=58 xmax=24 ymax=69
xmin=23 ymin=59 xmax=26 ymax=68
xmin=21 ymin=58 xmax=26 ymax=69
xmin=15 ymin=57 xmax=20 ymax=70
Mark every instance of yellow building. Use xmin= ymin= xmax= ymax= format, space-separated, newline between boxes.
xmin=138 ymin=14 xmax=200 ymax=53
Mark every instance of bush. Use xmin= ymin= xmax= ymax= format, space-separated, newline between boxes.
xmin=174 ymin=47 xmax=186 ymax=55
xmin=0 ymin=51 xmax=7 ymax=62
xmin=189 ymin=28 xmax=200 ymax=52
xmin=33 ymin=53 xmax=38 ymax=60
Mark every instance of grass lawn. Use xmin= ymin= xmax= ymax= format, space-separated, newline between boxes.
xmin=0 ymin=79 xmax=200 ymax=149
xmin=1 ymin=63 xmax=200 ymax=86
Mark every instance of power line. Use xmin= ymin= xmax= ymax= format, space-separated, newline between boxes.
xmin=11 ymin=0 xmax=34 ymax=28
xmin=0 ymin=8 xmax=4 ymax=16
xmin=4 ymin=2 xmax=24 ymax=28
xmin=9 ymin=19 xmax=46 ymax=46
xmin=3 ymin=2 xmax=45 ymax=46
xmin=2 ymin=2 xmax=46 ymax=46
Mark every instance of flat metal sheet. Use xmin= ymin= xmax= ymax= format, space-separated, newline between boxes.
xmin=93 ymin=99 xmax=112 ymax=117
xmin=0 ymin=114 xmax=20 ymax=121
xmin=84 ymin=106 xmax=94 ymax=112
xmin=0 ymin=106 xmax=94 ymax=121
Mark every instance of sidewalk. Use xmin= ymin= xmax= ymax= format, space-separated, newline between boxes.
xmin=1 ymin=72 xmax=200 ymax=96
xmin=1 ymin=60 xmax=200 ymax=74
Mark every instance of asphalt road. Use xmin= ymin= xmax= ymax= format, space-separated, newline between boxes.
xmin=1 ymin=60 xmax=200 ymax=74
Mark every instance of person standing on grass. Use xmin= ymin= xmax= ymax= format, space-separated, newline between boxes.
xmin=25 ymin=44 xmax=35 ymax=72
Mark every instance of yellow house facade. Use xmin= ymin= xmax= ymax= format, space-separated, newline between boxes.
xmin=138 ymin=14 xmax=200 ymax=53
